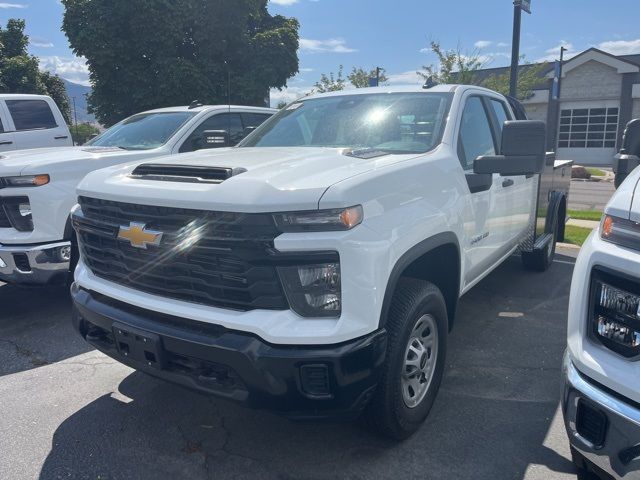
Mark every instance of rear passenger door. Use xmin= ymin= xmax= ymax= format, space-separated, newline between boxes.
xmin=486 ymin=97 xmax=536 ymax=245
xmin=5 ymin=99 xmax=69 ymax=150
xmin=0 ymin=102 xmax=16 ymax=152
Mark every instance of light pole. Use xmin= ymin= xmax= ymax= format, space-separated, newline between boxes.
xmin=509 ymin=0 xmax=532 ymax=97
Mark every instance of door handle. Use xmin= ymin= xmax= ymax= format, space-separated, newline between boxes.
xmin=0 ymin=140 xmax=13 ymax=145
xmin=502 ymin=179 xmax=514 ymax=188
xmin=54 ymin=135 xmax=69 ymax=140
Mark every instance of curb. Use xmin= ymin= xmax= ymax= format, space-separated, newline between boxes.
xmin=557 ymin=242 xmax=581 ymax=250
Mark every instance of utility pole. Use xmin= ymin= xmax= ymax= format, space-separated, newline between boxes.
xmin=509 ymin=0 xmax=532 ymax=97
xmin=72 ymin=96 xmax=78 ymax=146
xmin=376 ymin=67 xmax=380 ymax=86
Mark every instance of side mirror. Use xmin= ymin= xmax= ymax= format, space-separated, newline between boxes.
xmin=621 ymin=118 xmax=640 ymax=156
xmin=243 ymin=126 xmax=257 ymax=137
xmin=474 ymin=120 xmax=546 ymax=176
xmin=201 ymin=129 xmax=229 ymax=149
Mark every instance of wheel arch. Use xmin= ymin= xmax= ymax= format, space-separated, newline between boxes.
xmin=379 ymin=232 xmax=461 ymax=332
xmin=547 ymin=190 xmax=567 ymax=242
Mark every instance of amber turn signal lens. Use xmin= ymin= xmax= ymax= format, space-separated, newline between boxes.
xmin=339 ymin=206 xmax=363 ymax=229
xmin=601 ymin=215 xmax=614 ymax=237
xmin=33 ymin=174 xmax=50 ymax=186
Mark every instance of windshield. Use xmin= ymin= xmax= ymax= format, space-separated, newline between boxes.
xmin=241 ymin=92 xmax=453 ymax=154
xmin=87 ymin=112 xmax=195 ymax=150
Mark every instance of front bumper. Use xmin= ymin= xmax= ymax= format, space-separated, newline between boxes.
xmin=71 ymin=286 xmax=387 ymax=419
xmin=563 ymin=351 xmax=640 ymax=479
xmin=0 ymin=241 xmax=70 ymax=284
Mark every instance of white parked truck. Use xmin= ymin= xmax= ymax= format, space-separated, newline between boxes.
xmin=0 ymin=104 xmax=274 ymax=285
xmin=70 ymin=85 xmax=571 ymax=439
xmin=563 ymin=164 xmax=640 ymax=478
xmin=0 ymin=94 xmax=72 ymax=151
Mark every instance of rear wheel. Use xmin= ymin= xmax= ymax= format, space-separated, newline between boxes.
xmin=364 ymin=278 xmax=448 ymax=440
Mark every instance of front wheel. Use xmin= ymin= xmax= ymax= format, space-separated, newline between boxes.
xmin=364 ymin=278 xmax=448 ymax=440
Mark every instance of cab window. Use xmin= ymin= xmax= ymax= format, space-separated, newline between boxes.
xmin=488 ymin=99 xmax=512 ymax=148
xmin=457 ymin=96 xmax=496 ymax=170
xmin=6 ymin=99 xmax=57 ymax=131
xmin=179 ymin=113 xmax=244 ymax=153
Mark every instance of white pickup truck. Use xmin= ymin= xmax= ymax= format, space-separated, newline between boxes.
xmin=70 ymin=85 xmax=571 ymax=439
xmin=563 ymin=163 xmax=640 ymax=478
xmin=0 ymin=104 xmax=274 ymax=285
xmin=0 ymin=94 xmax=72 ymax=152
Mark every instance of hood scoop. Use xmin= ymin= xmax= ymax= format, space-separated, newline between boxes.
xmin=130 ymin=163 xmax=246 ymax=184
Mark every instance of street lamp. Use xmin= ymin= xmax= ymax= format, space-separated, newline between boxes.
xmin=509 ymin=0 xmax=532 ymax=97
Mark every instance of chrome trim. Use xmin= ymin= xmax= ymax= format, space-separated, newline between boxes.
xmin=563 ymin=351 xmax=640 ymax=478
xmin=0 ymin=241 xmax=70 ymax=284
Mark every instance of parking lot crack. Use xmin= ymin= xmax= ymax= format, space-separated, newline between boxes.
xmin=0 ymin=337 xmax=48 ymax=366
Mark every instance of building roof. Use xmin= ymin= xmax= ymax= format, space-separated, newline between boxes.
xmin=470 ymin=47 xmax=640 ymax=90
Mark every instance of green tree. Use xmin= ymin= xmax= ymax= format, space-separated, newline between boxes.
xmin=62 ymin=0 xmax=300 ymax=126
xmin=276 ymin=100 xmax=288 ymax=109
xmin=482 ymin=59 xmax=549 ymax=100
xmin=70 ymin=122 xmax=100 ymax=145
xmin=314 ymin=65 xmax=346 ymax=93
xmin=348 ymin=66 xmax=388 ymax=88
xmin=0 ymin=19 xmax=72 ymax=123
xmin=418 ymin=41 xmax=485 ymax=85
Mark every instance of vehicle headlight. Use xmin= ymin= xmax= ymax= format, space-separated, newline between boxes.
xmin=273 ymin=206 xmax=363 ymax=232
xmin=278 ymin=261 xmax=341 ymax=318
xmin=0 ymin=174 xmax=50 ymax=188
xmin=591 ymin=270 xmax=640 ymax=358
xmin=601 ymin=214 xmax=640 ymax=250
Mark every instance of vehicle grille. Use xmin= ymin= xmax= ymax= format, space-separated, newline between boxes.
xmin=74 ymin=196 xmax=288 ymax=311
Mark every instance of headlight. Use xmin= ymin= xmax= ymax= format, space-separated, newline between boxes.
xmin=273 ymin=206 xmax=363 ymax=232
xmin=278 ymin=261 xmax=341 ymax=317
xmin=0 ymin=174 xmax=50 ymax=188
xmin=601 ymin=214 xmax=640 ymax=250
xmin=590 ymin=270 xmax=640 ymax=358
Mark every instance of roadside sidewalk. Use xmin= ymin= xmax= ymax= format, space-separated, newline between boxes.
xmin=566 ymin=218 xmax=600 ymax=229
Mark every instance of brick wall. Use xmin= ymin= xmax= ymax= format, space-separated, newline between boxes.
xmin=561 ymin=60 xmax=622 ymax=100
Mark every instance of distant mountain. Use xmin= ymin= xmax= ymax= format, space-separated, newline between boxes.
xmin=62 ymin=79 xmax=96 ymax=124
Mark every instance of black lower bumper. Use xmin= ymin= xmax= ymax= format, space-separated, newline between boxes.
xmin=71 ymin=286 xmax=387 ymax=419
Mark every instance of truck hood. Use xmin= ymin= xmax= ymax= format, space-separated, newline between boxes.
xmin=604 ymin=165 xmax=640 ymax=221
xmin=628 ymin=166 xmax=640 ymax=222
xmin=0 ymin=146 xmax=153 ymax=177
xmin=78 ymin=146 xmax=423 ymax=212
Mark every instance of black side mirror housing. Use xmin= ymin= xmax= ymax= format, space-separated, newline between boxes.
xmin=620 ymin=118 xmax=640 ymax=156
xmin=201 ymin=129 xmax=230 ymax=149
xmin=474 ymin=120 xmax=546 ymax=176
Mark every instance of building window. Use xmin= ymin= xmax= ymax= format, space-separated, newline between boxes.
xmin=558 ymin=107 xmax=618 ymax=149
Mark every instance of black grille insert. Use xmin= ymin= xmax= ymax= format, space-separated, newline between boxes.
xmin=576 ymin=399 xmax=607 ymax=447
xmin=75 ymin=196 xmax=288 ymax=311
xmin=130 ymin=164 xmax=237 ymax=184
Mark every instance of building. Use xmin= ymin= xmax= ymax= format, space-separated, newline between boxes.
xmin=476 ymin=48 xmax=640 ymax=166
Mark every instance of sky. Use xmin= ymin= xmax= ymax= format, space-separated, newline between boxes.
xmin=8 ymin=0 xmax=640 ymax=106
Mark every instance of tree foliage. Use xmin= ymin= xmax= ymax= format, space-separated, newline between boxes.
xmin=418 ymin=41 xmax=486 ymax=85
xmin=347 ymin=66 xmax=388 ymax=88
xmin=314 ymin=65 xmax=346 ymax=93
xmin=0 ymin=19 xmax=72 ymax=124
xmin=70 ymin=122 xmax=100 ymax=145
xmin=62 ymin=0 xmax=300 ymax=126
xmin=482 ymin=60 xmax=549 ymax=100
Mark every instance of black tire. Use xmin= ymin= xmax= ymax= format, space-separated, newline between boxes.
xmin=364 ymin=278 xmax=448 ymax=440
xmin=522 ymin=222 xmax=557 ymax=272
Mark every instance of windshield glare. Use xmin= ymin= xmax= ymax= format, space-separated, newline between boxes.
xmin=241 ymin=92 xmax=453 ymax=154
xmin=87 ymin=112 xmax=195 ymax=150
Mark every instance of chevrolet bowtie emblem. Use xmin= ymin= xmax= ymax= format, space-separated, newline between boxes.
xmin=117 ymin=222 xmax=163 ymax=249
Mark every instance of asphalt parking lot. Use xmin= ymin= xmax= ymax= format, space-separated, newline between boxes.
xmin=0 ymin=246 xmax=579 ymax=480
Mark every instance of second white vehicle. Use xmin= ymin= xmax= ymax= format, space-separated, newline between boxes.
xmin=0 ymin=103 xmax=275 ymax=285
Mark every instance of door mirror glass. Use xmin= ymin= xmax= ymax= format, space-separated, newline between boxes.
xmin=201 ymin=129 xmax=229 ymax=148
xmin=474 ymin=120 xmax=546 ymax=176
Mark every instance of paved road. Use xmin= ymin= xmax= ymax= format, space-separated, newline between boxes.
xmin=0 ymin=247 xmax=579 ymax=480
xmin=569 ymin=180 xmax=615 ymax=211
